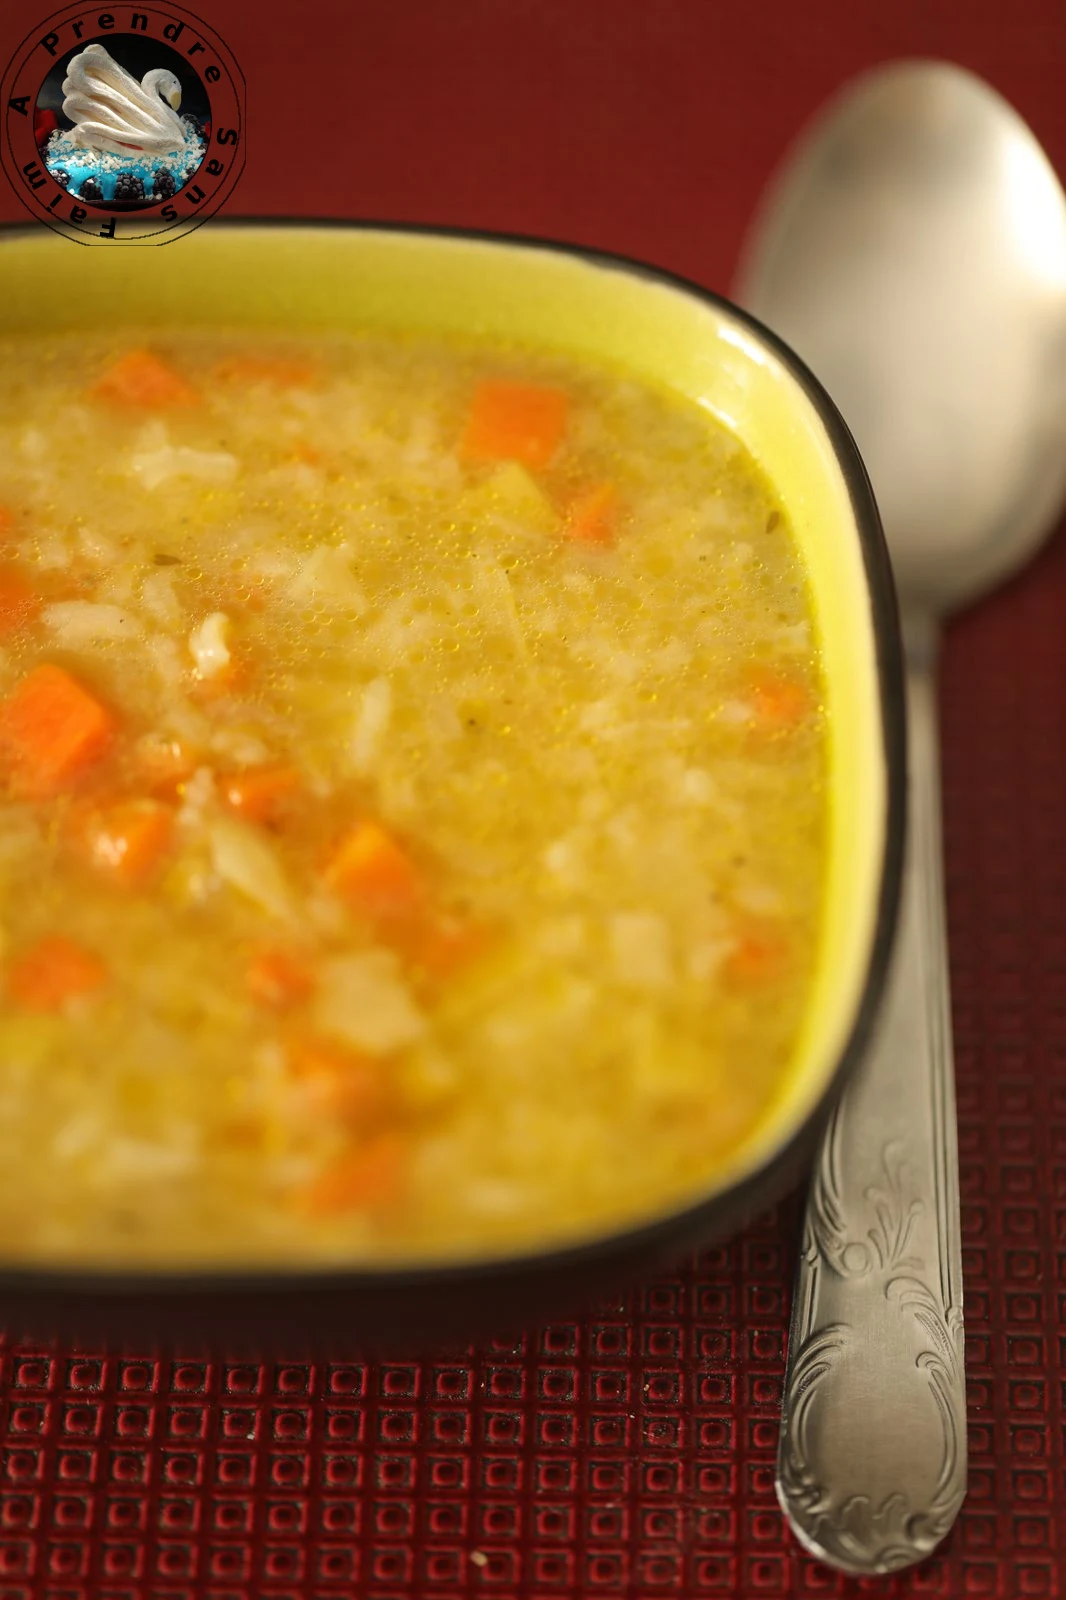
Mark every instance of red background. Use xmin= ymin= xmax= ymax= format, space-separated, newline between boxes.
xmin=1 ymin=3 xmax=1065 ymax=1597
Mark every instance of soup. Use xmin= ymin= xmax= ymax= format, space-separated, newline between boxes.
xmin=0 ymin=330 xmax=825 ymax=1264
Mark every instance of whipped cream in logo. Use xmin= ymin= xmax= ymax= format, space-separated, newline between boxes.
xmin=61 ymin=41 xmax=187 ymax=156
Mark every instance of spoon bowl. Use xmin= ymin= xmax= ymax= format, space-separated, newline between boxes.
xmin=738 ymin=59 xmax=1066 ymax=612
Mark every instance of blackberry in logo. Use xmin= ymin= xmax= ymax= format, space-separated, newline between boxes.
xmin=113 ymin=173 xmax=145 ymax=203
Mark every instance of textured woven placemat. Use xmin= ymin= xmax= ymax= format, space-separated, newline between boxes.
xmin=0 ymin=518 xmax=1062 ymax=1599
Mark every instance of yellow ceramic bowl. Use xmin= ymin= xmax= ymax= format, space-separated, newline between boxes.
xmin=0 ymin=223 xmax=904 ymax=1351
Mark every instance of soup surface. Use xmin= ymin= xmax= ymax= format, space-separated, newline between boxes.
xmin=0 ymin=330 xmax=825 ymax=1264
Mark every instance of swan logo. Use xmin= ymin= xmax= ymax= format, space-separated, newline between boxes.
xmin=2 ymin=3 xmax=244 ymax=243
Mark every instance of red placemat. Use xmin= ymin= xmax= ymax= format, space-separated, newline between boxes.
xmin=1 ymin=3 xmax=1065 ymax=1596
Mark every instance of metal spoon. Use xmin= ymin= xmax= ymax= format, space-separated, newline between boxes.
xmin=734 ymin=60 xmax=1066 ymax=1575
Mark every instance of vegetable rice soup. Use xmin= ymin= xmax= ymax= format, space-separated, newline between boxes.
xmin=0 ymin=332 xmax=826 ymax=1263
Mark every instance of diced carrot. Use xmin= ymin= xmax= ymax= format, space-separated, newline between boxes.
xmin=79 ymin=799 xmax=174 ymax=888
xmin=322 ymin=821 xmax=424 ymax=921
xmin=8 ymin=934 xmax=108 ymax=1011
xmin=408 ymin=916 xmax=496 ymax=983
xmin=0 ymin=664 xmax=115 ymax=797
xmin=221 ymin=765 xmax=302 ymax=825
xmin=286 ymin=1034 xmax=386 ymax=1123
xmin=564 ymin=482 xmax=618 ymax=546
xmin=247 ymin=945 xmax=314 ymax=1009
xmin=295 ymin=1133 xmax=406 ymax=1216
xmin=723 ymin=927 xmax=790 ymax=986
xmin=746 ymin=669 xmax=812 ymax=730
xmin=460 ymin=381 xmax=569 ymax=469
xmin=0 ymin=567 xmax=40 ymax=634
xmin=212 ymin=356 xmax=316 ymax=387
xmin=90 ymin=348 xmax=199 ymax=409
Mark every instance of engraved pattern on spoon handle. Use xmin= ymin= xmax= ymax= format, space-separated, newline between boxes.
xmin=776 ymin=656 xmax=966 ymax=1576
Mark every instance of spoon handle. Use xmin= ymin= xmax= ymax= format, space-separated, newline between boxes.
xmin=776 ymin=651 xmax=966 ymax=1574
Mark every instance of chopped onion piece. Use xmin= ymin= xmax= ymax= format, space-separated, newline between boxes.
xmin=103 ymin=1136 xmax=199 ymax=1181
xmin=209 ymin=817 xmax=294 ymax=921
xmin=680 ymin=767 xmax=717 ymax=805
xmin=175 ymin=767 xmax=215 ymax=829
xmin=130 ymin=444 xmax=239 ymax=491
xmin=145 ymin=635 xmax=185 ymax=690
xmin=717 ymin=698 xmax=754 ymax=725
xmin=542 ymin=837 xmax=579 ymax=879
xmin=140 ymin=571 xmax=185 ymax=628
xmin=313 ymin=950 xmax=427 ymax=1053
xmin=535 ymin=914 xmax=587 ymax=959
xmin=42 ymin=601 xmax=144 ymax=643
xmin=734 ymin=881 xmax=785 ymax=917
xmin=609 ymin=911 xmax=674 ymax=989
xmin=189 ymin=612 xmax=232 ymax=678
xmin=288 ymin=544 xmax=367 ymax=612
xmin=350 ymin=676 xmax=392 ymax=774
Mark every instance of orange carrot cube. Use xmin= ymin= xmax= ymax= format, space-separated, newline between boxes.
xmin=747 ymin=669 xmax=812 ymax=730
xmin=90 ymin=348 xmax=199 ymax=409
xmin=460 ymin=381 xmax=569 ymax=468
xmin=565 ymin=482 xmax=618 ymax=546
xmin=0 ymin=664 xmax=115 ymax=796
xmin=247 ymin=946 xmax=314 ymax=1009
xmin=723 ymin=927 xmax=790 ymax=986
xmin=82 ymin=799 xmax=174 ymax=888
xmin=295 ymin=1134 xmax=406 ymax=1215
xmin=0 ymin=568 xmax=40 ymax=634
xmin=409 ymin=916 xmax=495 ymax=983
xmin=221 ymin=765 xmax=302 ymax=825
xmin=8 ymin=934 xmax=108 ymax=1011
xmin=322 ymin=821 xmax=424 ymax=919
xmin=287 ymin=1034 xmax=384 ymax=1123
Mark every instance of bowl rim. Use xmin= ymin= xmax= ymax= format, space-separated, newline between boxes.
xmin=0 ymin=214 xmax=906 ymax=1297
